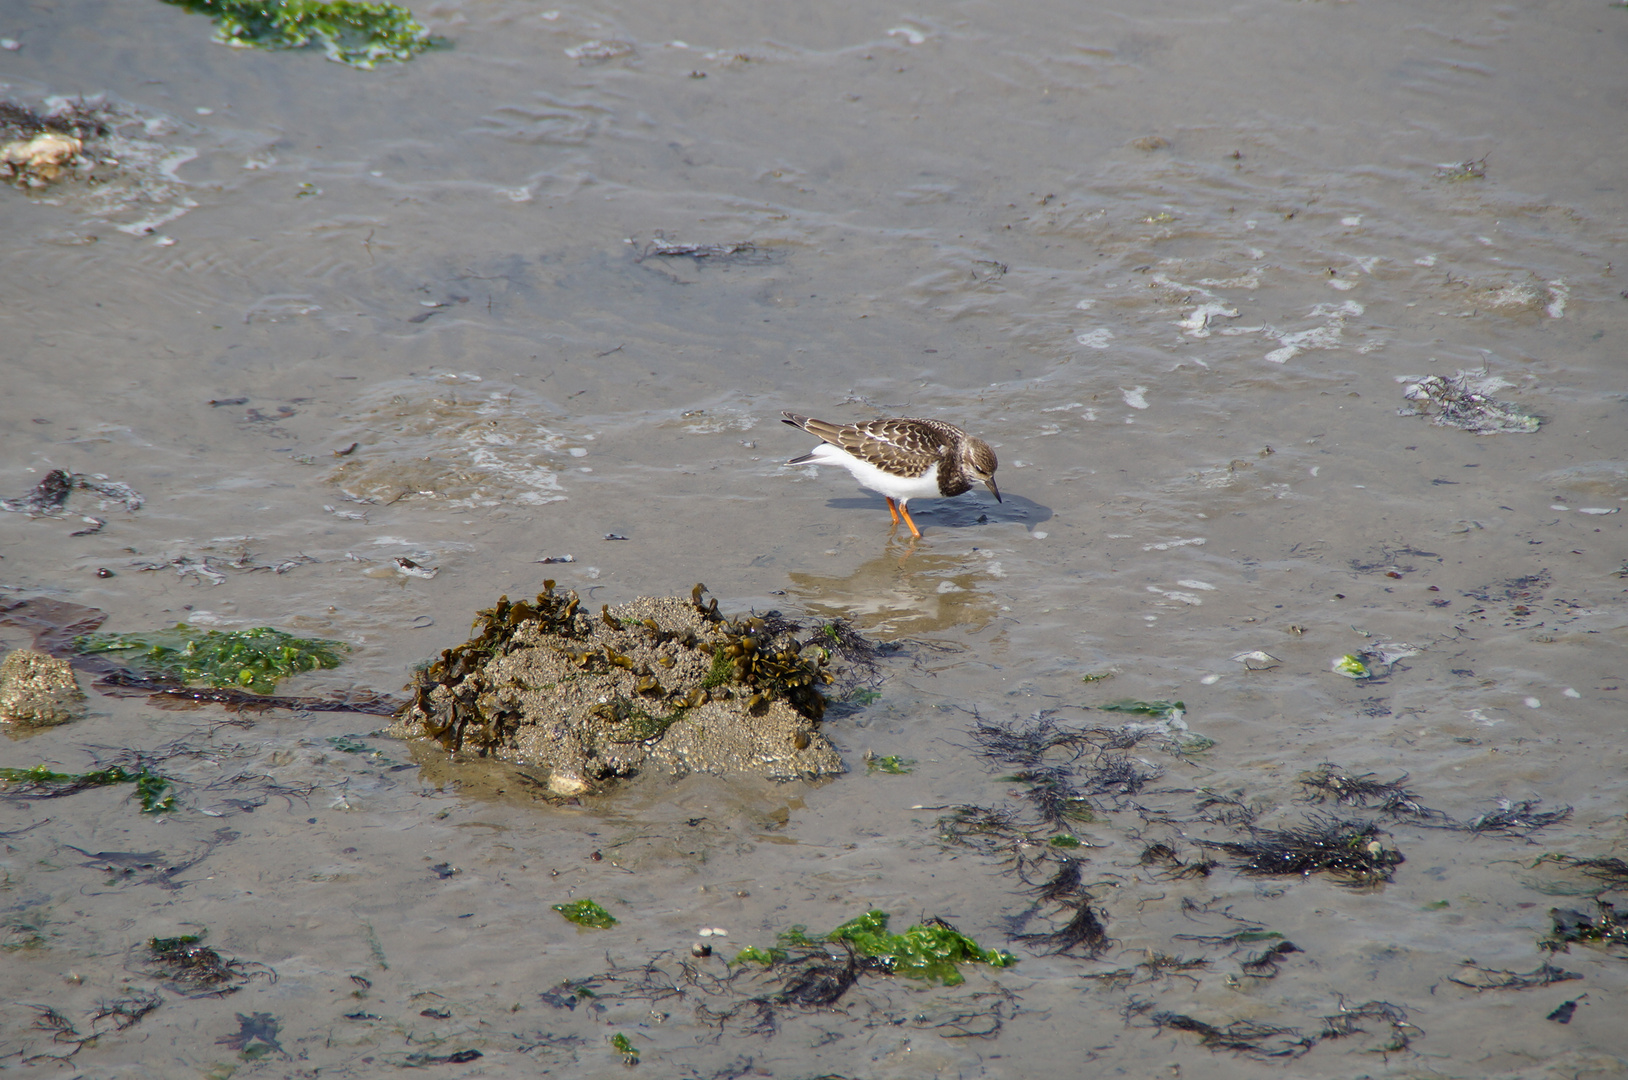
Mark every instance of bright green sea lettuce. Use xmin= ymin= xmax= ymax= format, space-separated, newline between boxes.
xmin=736 ymin=910 xmax=1014 ymax=986
xmin=160 ymin=0 xmax=434 ymax=68
xmin=553 ymin=899 xmax=618 ymax=929
xmin=1333 ymin=654 xmax=1371 ymax=679
xmin=75 ymin=624 xmax=347 ymax=694
xmin=826 ymin=910 xmax=1015 ymax=984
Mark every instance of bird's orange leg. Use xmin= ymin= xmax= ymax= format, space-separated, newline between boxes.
xmin=884 ymin=497 xmax=901 ymax=526
xmin=897 ymin=502 xmax=923 ymax=538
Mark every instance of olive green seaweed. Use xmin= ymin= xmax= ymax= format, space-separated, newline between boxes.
xmin=363 ymin=921 xmax=389 ymax=969
xmin=0 ymin=763 xmax=174 ymax=813
xmin=158 ymin=0 xmax=435 ymax=68
xmin=609 ymin=1032 xmax=638 ymax=1065
xmin=1097 ymin=699 xmax=1185 ymax=719
xmin=151 ymin=933 xmax=204 ymax=953
xmin=1234 ymin=930 xmax=1287 ymax=944
xmin=134 ymin=770 xmax=177 ymax=812
xmin=75 ymin=624 xmax=347 ymax=694
xmin=0 ymin=764 xmax=129 ymax=787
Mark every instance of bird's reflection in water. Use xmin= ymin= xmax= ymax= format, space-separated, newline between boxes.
xmin=785 ymin=544 xmax=999 ymax=638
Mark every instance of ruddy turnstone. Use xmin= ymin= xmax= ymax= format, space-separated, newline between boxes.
xmin=781 ymin=411 xmax=1000 ymax=538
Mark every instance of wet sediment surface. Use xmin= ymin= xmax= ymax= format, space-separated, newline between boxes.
xmin=1 ymin=0 xmax=1626 ymax=1075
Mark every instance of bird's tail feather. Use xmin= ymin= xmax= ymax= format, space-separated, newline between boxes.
xmin=781 ymin=411 xmax=846 ymax=445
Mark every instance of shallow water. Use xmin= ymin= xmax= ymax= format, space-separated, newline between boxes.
xmin=2 ymin=0 xmax=1626 ymax=1075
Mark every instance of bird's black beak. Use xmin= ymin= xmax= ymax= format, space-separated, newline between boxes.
xmin=985 ymin=478 xmax=1002 ymax=503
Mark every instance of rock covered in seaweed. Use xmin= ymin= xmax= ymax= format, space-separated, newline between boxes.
xmin=392 ymin=584 xmax=848 ymax=794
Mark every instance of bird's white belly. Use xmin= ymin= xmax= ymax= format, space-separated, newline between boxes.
xmin=804 ymin=444 xmax=943 ymax=503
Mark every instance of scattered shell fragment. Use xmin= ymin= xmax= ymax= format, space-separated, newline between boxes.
xmin=548 ymin=771 xmax=590 ymax=797
xmin=1231 ymin=650 xmax=1281 ymax=671
xmin=1368 ymin=643 xmax=1423 ymax=666
xmin=1 ymin=132 xmax=81 ymax=182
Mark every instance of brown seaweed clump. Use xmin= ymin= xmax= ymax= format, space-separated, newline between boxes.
xmin=391 ymin=583 xmax=844 ymax=794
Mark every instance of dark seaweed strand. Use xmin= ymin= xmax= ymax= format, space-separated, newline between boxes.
xmin=1015 ymin=901 xmax=1110 ymax=958
xmin=1195 ymin=816 xmax=1403 ymax=887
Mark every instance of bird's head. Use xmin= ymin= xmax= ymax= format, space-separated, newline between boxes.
xmin=963 ymin=437 xmax=1001 ymax=502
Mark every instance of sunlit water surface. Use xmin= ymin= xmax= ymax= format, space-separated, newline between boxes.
xmin=1 ymin=0 xmax=1626 ymax=1075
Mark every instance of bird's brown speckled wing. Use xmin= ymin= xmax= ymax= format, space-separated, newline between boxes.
xmin=844 ymin=418 xmax=962 ymax=475
xmin=784 ymin=413 xmax=964 ymax=475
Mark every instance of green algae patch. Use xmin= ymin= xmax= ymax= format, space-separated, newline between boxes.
xmin=1098 ymin=699 xmax=1185 ymax=719
xmin=1232 ymin=929 xmax=1288 ymax=944
xmin=700 ymin=646 xmax=735 ymax=690
xmin=0 ymin=763 xmax=132 ymax=788
xmin=159 ymin=0 xmax=435 ymax=68
xmin=134 ymin=770 xmax=177 ymax=812
xmin=609 ymin=1032 xmax=638 ymax=1065
xmin=1332 ymin=654 xmax=1371 ymax=679
xmin=737 ymin=910 xmax=1014 ymax=986
xmin=828 ymin=910 xmax=1015 ymax=984
xmin=554 ymin=899 xmax=617 ymax=929
xmin=75 ymin=625 xmax=347 ymax=694
xmin=0 ymin=763 xmax=174 ymax=812
xmin=866 ymin=754 xmax=915 ymax=775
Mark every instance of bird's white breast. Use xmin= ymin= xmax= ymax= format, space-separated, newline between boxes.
xmin=802 ymin=444 xmax=944 ymax=503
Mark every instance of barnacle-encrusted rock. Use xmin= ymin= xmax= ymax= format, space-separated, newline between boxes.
xmin=391 ymin=584 xmax=847 ymax=794
xmin=0 ymin=647 xmax=86 ymax=726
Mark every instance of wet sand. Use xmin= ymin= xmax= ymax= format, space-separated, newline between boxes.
xmin=1 ymin=0 xmax=1626 ymax=1075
